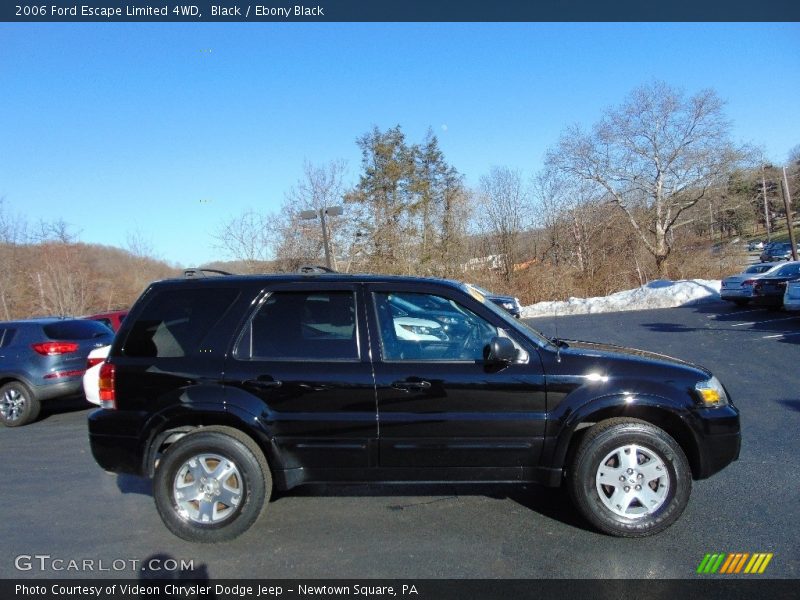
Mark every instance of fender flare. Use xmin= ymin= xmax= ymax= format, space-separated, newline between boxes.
xmin=547 ymin=393 xmax=700 ymax=475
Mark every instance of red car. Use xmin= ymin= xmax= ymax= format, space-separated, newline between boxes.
xmin=83 ymin=310 xmax=128 ymax=332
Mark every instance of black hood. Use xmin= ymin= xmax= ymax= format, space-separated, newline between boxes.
xmin=558 ymin=339 xmax=711 ymax=380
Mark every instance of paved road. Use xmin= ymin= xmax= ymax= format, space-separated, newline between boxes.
xmin=1 ymin=301 xmax=798 ymax=579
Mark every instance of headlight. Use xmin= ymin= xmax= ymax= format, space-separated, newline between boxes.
xmin=695 ymin=376 xmax=729 ymax=407
xmin=399 ymin=324 xmax=446 ymax=339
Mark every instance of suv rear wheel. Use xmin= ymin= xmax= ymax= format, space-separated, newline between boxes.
xmin=153 ymin=430 xmax=272 ymax=542
xmin=0 ymin=381 xmax=40 ymax=427
xmin=568 ymin=418 xmax=691 ymax=537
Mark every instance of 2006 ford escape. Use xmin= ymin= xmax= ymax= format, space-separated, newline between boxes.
xmin=88 ymin=270 xmax=740 ymax=542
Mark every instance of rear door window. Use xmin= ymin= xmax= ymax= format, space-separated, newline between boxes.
xmin=122 ymin=288 xmax=240 ymax=358
xmin=236 ymin=291 xmax=358 ymax=361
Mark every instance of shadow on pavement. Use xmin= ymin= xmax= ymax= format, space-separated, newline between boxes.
xmin=777 ymin=399 xmax=800 ymax=413
xmin=118 ymin=474 xmax=153 ymax=495
xmin=38 ymin=396 xmax=93 ymax=422
xmin=275 ymin=482 xmax=592 ymax=533
xmin=139 ymin=553 xmax=214 ymax=598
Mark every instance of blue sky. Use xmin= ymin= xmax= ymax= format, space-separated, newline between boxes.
xmin=1 ymin=23 xmax=798 ymax=267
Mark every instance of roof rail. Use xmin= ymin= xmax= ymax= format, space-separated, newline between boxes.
xmin=183 ymin=268 xmax=233 ymax=279
xmin=297 ymin=265 xmax=338 ymax=275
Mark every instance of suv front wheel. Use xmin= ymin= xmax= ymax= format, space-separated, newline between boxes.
xmin=568 ymin=418 xmax=691 ymax=537
xmin=153 ymin=430 xmax=272 ymax=543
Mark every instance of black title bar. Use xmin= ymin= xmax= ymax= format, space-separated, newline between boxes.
xmin=3 ymin=0 xmax=800 ymax=22
xmin=4 ymin=579 xmax=800 ymax=600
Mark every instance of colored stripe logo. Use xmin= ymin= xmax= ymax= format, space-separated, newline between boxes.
xmin=696 ymin=553 xmax=774 ymax=574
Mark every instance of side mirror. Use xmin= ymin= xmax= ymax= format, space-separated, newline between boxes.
xmin=484 ymin=336 xmax=517 ymax=364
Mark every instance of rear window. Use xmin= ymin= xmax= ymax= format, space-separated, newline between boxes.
xmin=121 ymin=287 xmax=239 ymax=358
xmin=43 ymin=320 xmax=112 ymax=339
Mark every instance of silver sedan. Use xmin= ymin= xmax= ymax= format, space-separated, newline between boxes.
xmin=720 ymin=262 xmax=783 ymax=306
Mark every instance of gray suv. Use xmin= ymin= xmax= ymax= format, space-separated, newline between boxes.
xmin=0 ymin=318 xmax=114 ymax=426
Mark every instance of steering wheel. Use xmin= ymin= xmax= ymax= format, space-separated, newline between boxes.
xmin=457 ymin=325 xmax=483 ymax=359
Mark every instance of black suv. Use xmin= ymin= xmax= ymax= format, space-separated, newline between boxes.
xmin=89 ymin=271 xmax=740 ymax=542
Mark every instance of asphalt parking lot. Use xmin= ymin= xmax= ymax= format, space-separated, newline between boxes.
xmin=1 ymin=300 xmax=798 ymax=580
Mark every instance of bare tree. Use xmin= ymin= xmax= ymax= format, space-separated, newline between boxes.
xmin=547 ymin=82 xmax=748 ymax=275
xmin=213 ymin=209 xmax=274 ymax=273
xmin=33 ymin=218 xmax=77 ymax=244
xmin=477 ymin=166 xmax=530 ymax=282
xmin=275 ymin=160 xmax=353 ymax=271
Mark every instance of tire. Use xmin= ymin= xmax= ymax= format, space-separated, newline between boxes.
xmin=568 ymin=418 xmax=691 ymax=537
xmin=0 ymin=381 xmax=41 ymax=427
xmin=153 ymin=430 xmax=272 ymax=543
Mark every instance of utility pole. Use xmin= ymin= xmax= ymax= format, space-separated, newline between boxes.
xmin=782 ymin=167 xmax=797 ymax=260
xmin=762 ymin=167 xmax=772 ymax=242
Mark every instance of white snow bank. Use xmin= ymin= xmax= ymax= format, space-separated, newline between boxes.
xmin=521 ymin=279 xmax=722 ymax=319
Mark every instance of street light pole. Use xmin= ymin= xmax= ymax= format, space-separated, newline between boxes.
xmin=299 ymin=205 xmax=344 ymax=270
xmin=319 ymin=207 xmax=332 ymax=269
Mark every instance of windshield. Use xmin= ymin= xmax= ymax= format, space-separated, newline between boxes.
xmin=774 ymin=263 xmax=800 ymax=277
xmin=460 ymin=283 xmax=551 ymax=346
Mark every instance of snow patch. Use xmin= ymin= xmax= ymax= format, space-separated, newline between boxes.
xmin=521 ymin=279 xmax=721 ymax=318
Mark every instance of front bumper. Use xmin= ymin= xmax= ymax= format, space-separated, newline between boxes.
xmin=690 ymin=405 xmax=741 ymax=479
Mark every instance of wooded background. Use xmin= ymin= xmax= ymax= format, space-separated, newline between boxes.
xmin=2 ymin=82 xmax=798 ymax=320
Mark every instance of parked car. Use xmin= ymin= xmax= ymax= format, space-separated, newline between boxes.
xmin=783 ymin=279 xmax=800 ymax=312
xmin=468 ymin=284 xmax=522 ymax=318
xmin=89 ymin=270 xmax=739 ymax=542
xmin=82 ymin=345 xmax=110 ymax=406
xmin=720 ymin=262 xmax=783 ymax=306
xmin=751 ymin=261 xmax=800 ymax=306
xmin=783 ymin=279 xmax=800 ymax=311
xmin=83 ymin=310 xmax=128 ymax=332
xmin=760 ymin=242 xmax=797 ymax=262
xmin=747 ymin=240 xmax=764 ymax=252
xmin=387 ymin=292 xmax=471 ymax=340
xmin=0 ymin=318 xmax=114 ymax=426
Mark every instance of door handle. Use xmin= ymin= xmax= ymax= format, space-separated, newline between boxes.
xmin=391 ymin=380 xmax=431 ymax=392
xmin=244 ymin=378 xmax=282 ymax=390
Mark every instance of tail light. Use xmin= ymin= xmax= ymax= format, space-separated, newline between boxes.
xmin=99 ymin=362 xmax=116 ymax=409
xmin=86 ymin=356 xmax=105 ymax=369
xmin=31 ymin=342 xmax=79 ymax=355
xmin=741 ymin=279 xmax=755 ymax=287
